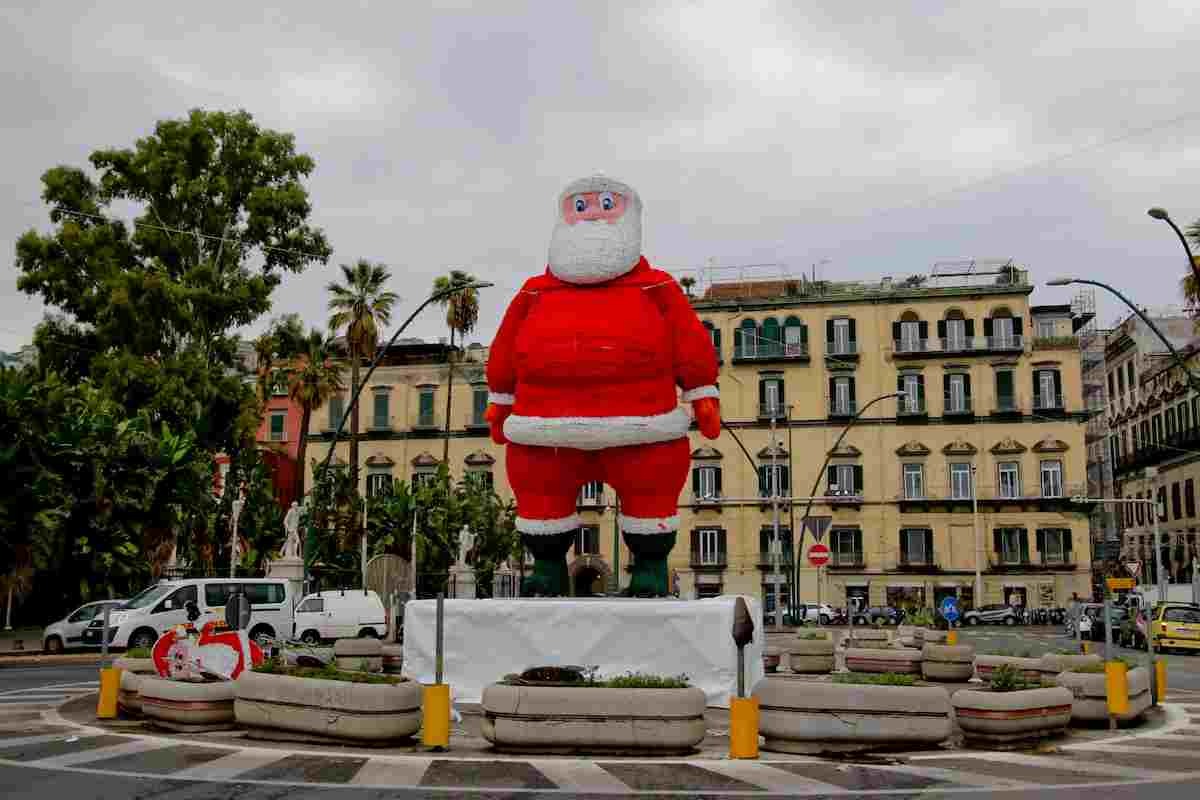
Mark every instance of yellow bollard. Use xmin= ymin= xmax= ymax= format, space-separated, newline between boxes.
xmin=1105 ymin=661 xmax=1129 ymax=716
xmin=422 ymin=684 xmax=450 ymax=748
xmin=946 ymin=630 xmax=958 ymax=646
xmin=1156 ymin=660 xmax=1168 ymax=700
xmin=1080 ymin=640 xmax=1089 ymax=655
xmin=729 ymin=696 xmax=760 ymax=759
xmin=96 ymin=666 xmax=121 ymax=719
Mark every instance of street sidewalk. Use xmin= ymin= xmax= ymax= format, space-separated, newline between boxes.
xmin=0 ymin=626 xmax=44 ymax=652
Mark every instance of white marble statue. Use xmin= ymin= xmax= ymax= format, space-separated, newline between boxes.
xmin=456 ymin=524 xmax=474 ymax=568
xmin=282 ymin=501 xmax=302 ymax=559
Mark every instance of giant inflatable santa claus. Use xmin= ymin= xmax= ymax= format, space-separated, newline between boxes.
xmin=485 ymin=175 xmax=720 ymax=596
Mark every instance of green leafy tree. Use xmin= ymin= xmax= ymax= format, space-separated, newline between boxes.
xmin=286 ymin=329 xmax=343 ymax=499
xmin=432 ymin=270 xmax=480 ymax=464
xmin=327 ymin=260 xmax=397 ymax=491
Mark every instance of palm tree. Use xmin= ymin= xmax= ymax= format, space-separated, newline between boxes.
xmin=432 ymin=270 xmax=480 ymax=464
xmin=251 ymin=332 xmax=277 ymax=409
xmin=327 ymin=260 xmax=398 ymax=491
xmin=288 ymin=330 xmax=344 ymax=499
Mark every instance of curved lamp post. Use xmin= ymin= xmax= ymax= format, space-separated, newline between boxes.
xmin=1045 ymin=277 xmax=1200 ymax=395
xmin=303 ymin=280 xmax=495 ymax=596
xmin=1147 ymin=207 xmax=1200 ymax=288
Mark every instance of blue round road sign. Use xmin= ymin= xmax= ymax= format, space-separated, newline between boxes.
xmin=940 ymin=596 xmax=960 ymax=622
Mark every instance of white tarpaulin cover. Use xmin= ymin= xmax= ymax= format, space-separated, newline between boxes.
xmin=402 ymin=595 xmax=764 ymax=708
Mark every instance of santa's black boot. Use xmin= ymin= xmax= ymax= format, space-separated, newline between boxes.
xmin=623 ymin=531 xmax=676 ymax=597
xmin=520 ymin=531 xmax=574 ymax=597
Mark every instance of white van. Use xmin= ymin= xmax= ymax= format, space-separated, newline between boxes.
xmin=293 ymin=590 xmax=386 ymax=644
xmin=80 ymin=578 xmax=295 ymax=650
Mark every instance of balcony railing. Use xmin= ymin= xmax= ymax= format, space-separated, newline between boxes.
xmin=757 ymin=550 xmax=795 ymax=569
xmin=369 ymin=417 xmax=391 ymax=431
xmin=734 ymin=341 xmax=808 ymax=360
xmin=829 ymin=400 xmax=857 ymax=418
xmin=691 ymin=492 xmax=723 ymax=506
xmin=943 ymin=393 xmax=973 ymax=416
xmin=825 ymin=489 xmax=863 ymax=505
xmin=690 ymin=552 xmax=728 ymax=569
xmin=578 ymin=492 xmax=606 ymax=507
xmin=992 ymin=394 xmax=1022 ymax=414
xmin=1033 ymin=392 xmax=1064 ymax=411
xmin=759 ymin=403 xmax=787 ymax=420
xmin=415 ymin=414 xmax=437 ymax=429
xmin=988 ymin=553 xmax=1078 ymax=570
xmin=828 ymin=553 xmax=865 ymax=568
xmin=892 ymin=335 xmax=1024 ymax=357
xmin=1115 ymin=425 xmax=1200 ymax=475
xmin=897 ymin=396 xmax=927 ymax=416
xmin=465 ymin=412 xmax=489 ymax=430
xmin=825 ymin=341 xmax=858 ymax=357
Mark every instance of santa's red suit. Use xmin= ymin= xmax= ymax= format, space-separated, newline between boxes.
xmin=485 ymin=176 xmax=720 ymax=592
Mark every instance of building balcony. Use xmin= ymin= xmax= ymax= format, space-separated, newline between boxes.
xmin=891 ymin=335 xmax=1024 ymax=360
xmin=690 ymin=492 xmax=723 ymax=508
xmin=578 ymin=494 xmax=607 ymax=510
xmin=987 ymin=554 xmax=1079 ymax=572
xmin=824 ymin=490 xmax=863 ymax=507
xmin=896 ymin=397 xmax=928 ymax=420
xmin=732 ymin=342 xmax=809 ymax=364
xmin=1033 ymin=393 xmax=1065 ymax=414
xmin=828 ymin=400 xmax=857 ymax=419
xmin=896 ymin=484 xmax=1087 ymax=511
xmin=690 ymin=552 xmax=728 ymax=570
xmin=1033 ymin=335 xmax=1079 ymax=351
xmin=757 ymin=550 xmax=795 ymax=569
xmin=464 ymin=412 xmax=489 ymax=432
xmin=943 ymin=394 xmax=973 ymax=417
xmin=826 ymin=554 xmax=866 ymax=570
xmin=1114 ymin=426 xmax=1200 ymax=475
xmin=991 ymin=394 xmax=1023 ymax=417
xmin=414 ymin=414 xmax=438 ymax=430
xmin=825 ymin=341 xmax=859 ymax=361
xmin=886 ymin=557 xmax=942 ymax=573
xmin=758 ymin=403 xmax=788 ymax=421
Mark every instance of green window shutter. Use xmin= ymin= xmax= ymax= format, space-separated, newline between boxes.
xmin=916 ymin=375 xmax=925 ymax=406
xmin=993 ymin=529 xmax=1003 ymax=554
xmin=713 ymin=327 xmax=722 ymax=357
xmin=1063 ymin=530 xmax=1072 ymax=555
xmin=943 ymin=373 xmax=950 ymax=396
xmin=848 ymin=378 xmax=856 ymax=403
xmin=852 ymin=465 xmax=864 ymax=494
xmin=918 ymin=321 xmax=928 ymax=340
xmin=963 ymin=373 xmax=972 ymax=399
xmin=782 ymin=465 xmax=791 ymax=492
xmin=827 ymin=465 xmax=837 ymax=491
xmin=924 ymin=529 xmax=934 ymax=561
xmin=329 ymin=395 xmax=344 ymax=430
xmin=965 ymin=319 xmax=975 ymax=337
xmin=715 ymin=467 xmax=723 ymax=495
xmin=1053 ymin=371 xmax=1062 ymax=405
xmin=1036 ymin=528 xmax=1046 ymax=555
xmin=996 ymin=370 xmax=1013 ymax=398
xmin=473 ymin=388 xmax=488 ymax=422
xmin=419 ymin=389 xmax=434 ymax=422
xmin=1019 ymin=530 xmax=1030 ymax=563
xmin=270 ymin=413 xmax=285 ymax=438
xmin=848 ymin=318 xmax=857 ymax=344
xmin=826 ymin=319 xmax=835 ymax=343
xmin=1012 ymin=316 xmax=1023 ymax=335
xmin=373 ymin=393 xmax=388 ymax=427
xmin=692 ymin=467 xmax=700 ymax=495
xmin=892 ymin=322 xmax=901 ymax=342
xmin=937 ymin=320 xmax=947 ymax=339
xmin=690 ymin=529 xmax=700 ymax=555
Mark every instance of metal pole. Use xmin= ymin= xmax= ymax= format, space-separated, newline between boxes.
xmin=771 ymin=416 xmax=783 ymax=629
xmin=1151 ymin=503 xmax=1162 ymax=705
xmin=3 ymin=583 xmax=11 ymax=631
xmin=435 ymin=592 xmax=444 ymax=684
xmin=736 ymin=646 xmax=745 ymax=698
xmin=362 ymin=497 xmax=369 ymax=594
xmin=101 ymin=605 xmax=111 ymax=668
xmin=971 ymin=464 xmax=982 ymax=607
xmin=1104 ymin=593 xmax=1114 ymax=662
xmin=612 ymin=496 xmax=620 ymax=595
xmin=1154 ymin=489 xmax=1168 ymax=606
xmin=1151 ymin=211 xmax=1200 ymax=288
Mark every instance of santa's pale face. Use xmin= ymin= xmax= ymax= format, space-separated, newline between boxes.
xmin=548 ymin=186 xmax=642 ymax=284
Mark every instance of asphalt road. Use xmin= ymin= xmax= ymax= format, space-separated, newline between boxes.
xmin=0 ymin=664 xmax=102 ymax=693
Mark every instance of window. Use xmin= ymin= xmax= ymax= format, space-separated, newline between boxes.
xmin=987 ymin=315 xmax=1020 ymax=348
xmin=829 ymin=318 xmax=855 ymax=355
xmin=942 ymin=317 xmax=969 ymax=351
xmin=944 ymin=372 xmax=970 ymax=413
xmin=949 ymin=463 xmax=973 ymax=500
xmin=759 ymin=463 xmax=790 ymax=498
xmin=472 ymin=387 xmax=488 ymax=426
xmin=242 ymin=583 xmax=286 ymax=605
xmin=575 ymin=525 xmax=600 ymax=555
xmin=1178 ymin=402 xmax=1191 ymax=432
xmin=994 ymin=527 xmax=1029 ymax=564
xmin=1157 ymin=486 xmax=1168 ymax=521
xmin=1187 ymin=479 xmax=1196 ymax=518
xmin=693 ymin=464 xmax=721 ymax=500
xmin=692 ymin=528 xmax=726 ymax=566
xmin=1040 ymin=460 xmax=1063 ymax=498
xmin=328 ymin=394 xmax=346 ymax=430
xmin=1140 ymin=420 xmax=1151 ymax=448
xmin=995 ymin=370 xmax=1016 ymax=411
xmin=1167 ymin=407 xmax=1178 ymax=440
xmin=1116 ymin=367 xmax=1125 ymax=397
xmin=297 ymin=597 xmax=324 ymax=613
xmin=1126 ymin=362 xmax=1135 ymax=397
xmin=466 ymin=470 xmax=493 ymax=491
xmin=1164 ymin=607 xmax=1200 ymax=624
xmin=704 ymin=321 xmax=722 ymax=360
xmin=896 ymin=320 xmax=923 ymax=352
xmin=1135 ymin=496 xmax=1145 ymax=525
xmin=831 ymin=528 xmax=864 ymax=566
xmin=829 ymin=375 xmax=855 ymax=415
xmin=579 ymin=480 xmax=604 ymax=505
xmin=900 ymin=528 xmax=933 ymax=565
xmin=759 ymin=376 xmax=784 ymax=417
xmin=372 ymin=390 xmax=389 ymax=429
xmin=759 ymin=526 xmax=793 ymax=564
xmin=1037 ymin=528 xmax=1072 ymax=564
xmin=998 ymin=461 xmax=1021 ymax=498
xmin=270 ymin=371 xmax=288 ymax=396
xmin=783 ymin=317 xmax=806 ymax=355
xmin=734 ymin=319 xmax=757 ymax=358
xmin=1034 ymin=369 xmax=1061 ymax=409
xmin=366 ymin=469 xmax=392 ymax=498
xmin=1037 ymin=320 xmax=1056 ymax=338
xmin=156 ymin=584 xmax=197 ymax=613
xmin=1173 ymin=482 xmax=1183 ymax=520
xmin=68 ymin=604 xmax=101 ymax=623
xmin=827 ymin=463 xmax=862 ymax=496
xmin=412 ymin=470 xmax=436 ymax=488
xmin=269 ymin=411 xmax=286 ymax=442
xmin=902 ymin=463 xmax=925 ymax=499
xmin=898 ymin=373 xmax=925 ymax=413
xmin=417 ymin=388 xmax=435 ymax=427
xmin=1153 ymin=414 xmax=1163 ymax=444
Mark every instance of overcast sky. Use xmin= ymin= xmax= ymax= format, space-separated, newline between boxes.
xmin=2 ymin=2 xmax=1198 ymax=352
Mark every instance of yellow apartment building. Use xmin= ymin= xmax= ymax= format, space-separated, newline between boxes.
xmin=309 ymin=264 xmax=1093 ymax=613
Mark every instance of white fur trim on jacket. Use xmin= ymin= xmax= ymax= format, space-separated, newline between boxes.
xmin=487 ymin=392 xmax=515 ymax=405
xmin=516 ymin=514 xmax=582 ymax=536
xmin=680 ymin=385 xmax=719 ymax=402
xmin=503 ymin=407 xmax=691 ymax=451
xmin=619 ymin=514 xmax=681 ymax=534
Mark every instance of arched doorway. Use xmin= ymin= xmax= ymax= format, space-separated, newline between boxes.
xmin=569 ymin=554 xmax=612 ymax=597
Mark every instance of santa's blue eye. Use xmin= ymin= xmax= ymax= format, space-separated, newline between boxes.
xmin=600 ymin=192 xmax=615 ymax=211
xmin=574 ymin=196 xmax=586 ymax=212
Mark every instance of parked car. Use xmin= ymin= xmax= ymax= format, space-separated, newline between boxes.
xmin=293 ymin=590 xmax=387 ymax=644
xmin=43 ymin=599 xmax=126 ymax=653
xmin=852 ymin=606 xmax=902 ymax=626
xmin=795 ymin=602 xmax=838 ymax=625
xmin=963 ymin=604 xmax=1019 ymax=626
xmin=1149 ymin=602 xmax=1200 ymax=654
xmin=81 ymin=578 xmax=295 ymax=650
xmin=1087 ymin=605 xmax=1128 ymax=642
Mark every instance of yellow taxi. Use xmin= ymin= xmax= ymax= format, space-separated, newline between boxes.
xmin=1151 ymin=603 xmax=1200 ymax=653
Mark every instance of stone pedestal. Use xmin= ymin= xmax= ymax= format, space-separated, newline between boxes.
xmin=450 ymin=565 xmax=477 ymax=599
xmin=266 ymin=557 xmax=305 ymax=602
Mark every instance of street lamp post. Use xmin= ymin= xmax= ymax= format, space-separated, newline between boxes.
xmin=970 ymin=465 xmax=982 ymax=606
xmin=230 ymin=495 xmax=244 ymax=579
xmin=1147 ymin=207 xmax=1200 ymax=288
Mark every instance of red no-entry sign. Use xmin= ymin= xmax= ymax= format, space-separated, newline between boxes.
xmin=808 ymin=543 xmax=830 ymax=567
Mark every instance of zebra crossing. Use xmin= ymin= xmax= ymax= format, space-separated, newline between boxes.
xmin=0 ymin=681 xmax=1197 ymax=795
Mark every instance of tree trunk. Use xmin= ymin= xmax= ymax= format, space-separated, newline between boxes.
xmin=442 ymin=327 xmax=455 ymax=465
xmin=349 ymin=350 xmax=360 ymax=492
xmin=295 ymin=405 xmax=312 ymax=500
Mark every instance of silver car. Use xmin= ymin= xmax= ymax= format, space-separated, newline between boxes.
xmin=43 ymin=600 xmax=126 ymax=653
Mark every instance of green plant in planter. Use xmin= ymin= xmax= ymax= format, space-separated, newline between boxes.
xmin=832 ymin=672 xmax=916 ymax=687
xmin=253 ymin=659 xmax=404 ymax=685
xmin=908 ymin=609 xmax=935 ymax=628
xmin=1072 ymin=656 xmax=1136 ymax=674
xmin=125 ymin=647 xmax=152 ymax=659
xmin=988 ymin=663 xmax=1042 ymax=692
xmin=796 ymin=631 xmax=828 ymax=640
xmin=603 ymin=672 xmax=691 ymax=689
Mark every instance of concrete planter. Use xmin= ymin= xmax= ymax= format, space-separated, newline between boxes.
xmin=845 ymin=647 xmax=922 ymax=675
xmin=481 ymin=683 xmax=706 ymax=755
xmin=952 ymin=687 xmax=1073 ymax=744
xmin=921 ymin=644 xmax=975 ymax=682
xmin=917 ymin=629 xmax=948 ymax=646
xmin=1055 ymin=667 xmax=1151 ymax=724
xmin=114 ymin=658 xmax=157 ymax=718
xmin=234 ymin=670 xmax=420 ymax=743
xmin=1038 ymin=653 xmax=1102 ymax=678
xmin=896 ymin=625 xmax=918 ymax=648
xmin=763 ymin=646 xmax=782 ymax=673
xmin=114 ymin=657 xmax=156 ymax=674
xmin=975 ymin=655 xmax=1043 ymax=683
xmin=139 ymin=676 xmax=236 ymax=732
xmin=842 ymin=628 xmax=890 ymax=648
xmin=382 ymin=644 xmax=403 ymax=675
xmin=333 ymin=638 xmax=383 ymax=673
xmin=754 ymin=678 xmax=952 ymax=754
xmin=789 ymin=637 xmax=835 ymax=674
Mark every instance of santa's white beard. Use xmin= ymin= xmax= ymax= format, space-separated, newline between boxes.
xmin=547 ymin=214 xmax=642 ymax=284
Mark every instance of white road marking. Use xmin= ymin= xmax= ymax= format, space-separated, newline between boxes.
xmin=0 ymin=732 xmax=104 ymax=750
xmin=349 ymin=756 xmax=433 ymax=787
xmin=33 ymin=738 xmax=174 ymax=768
xmin=171 ymin=748 xmax=288 ymax=781
xmin=527 ymin=759 xmax=632 ymax=793
xmin=885 ymin=763 xmax=1040 ymax=789
xmin=960 ymin=751 xmax=1181 ymax=780
xmin=699 ymin=760 xmax=846 ymax=793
